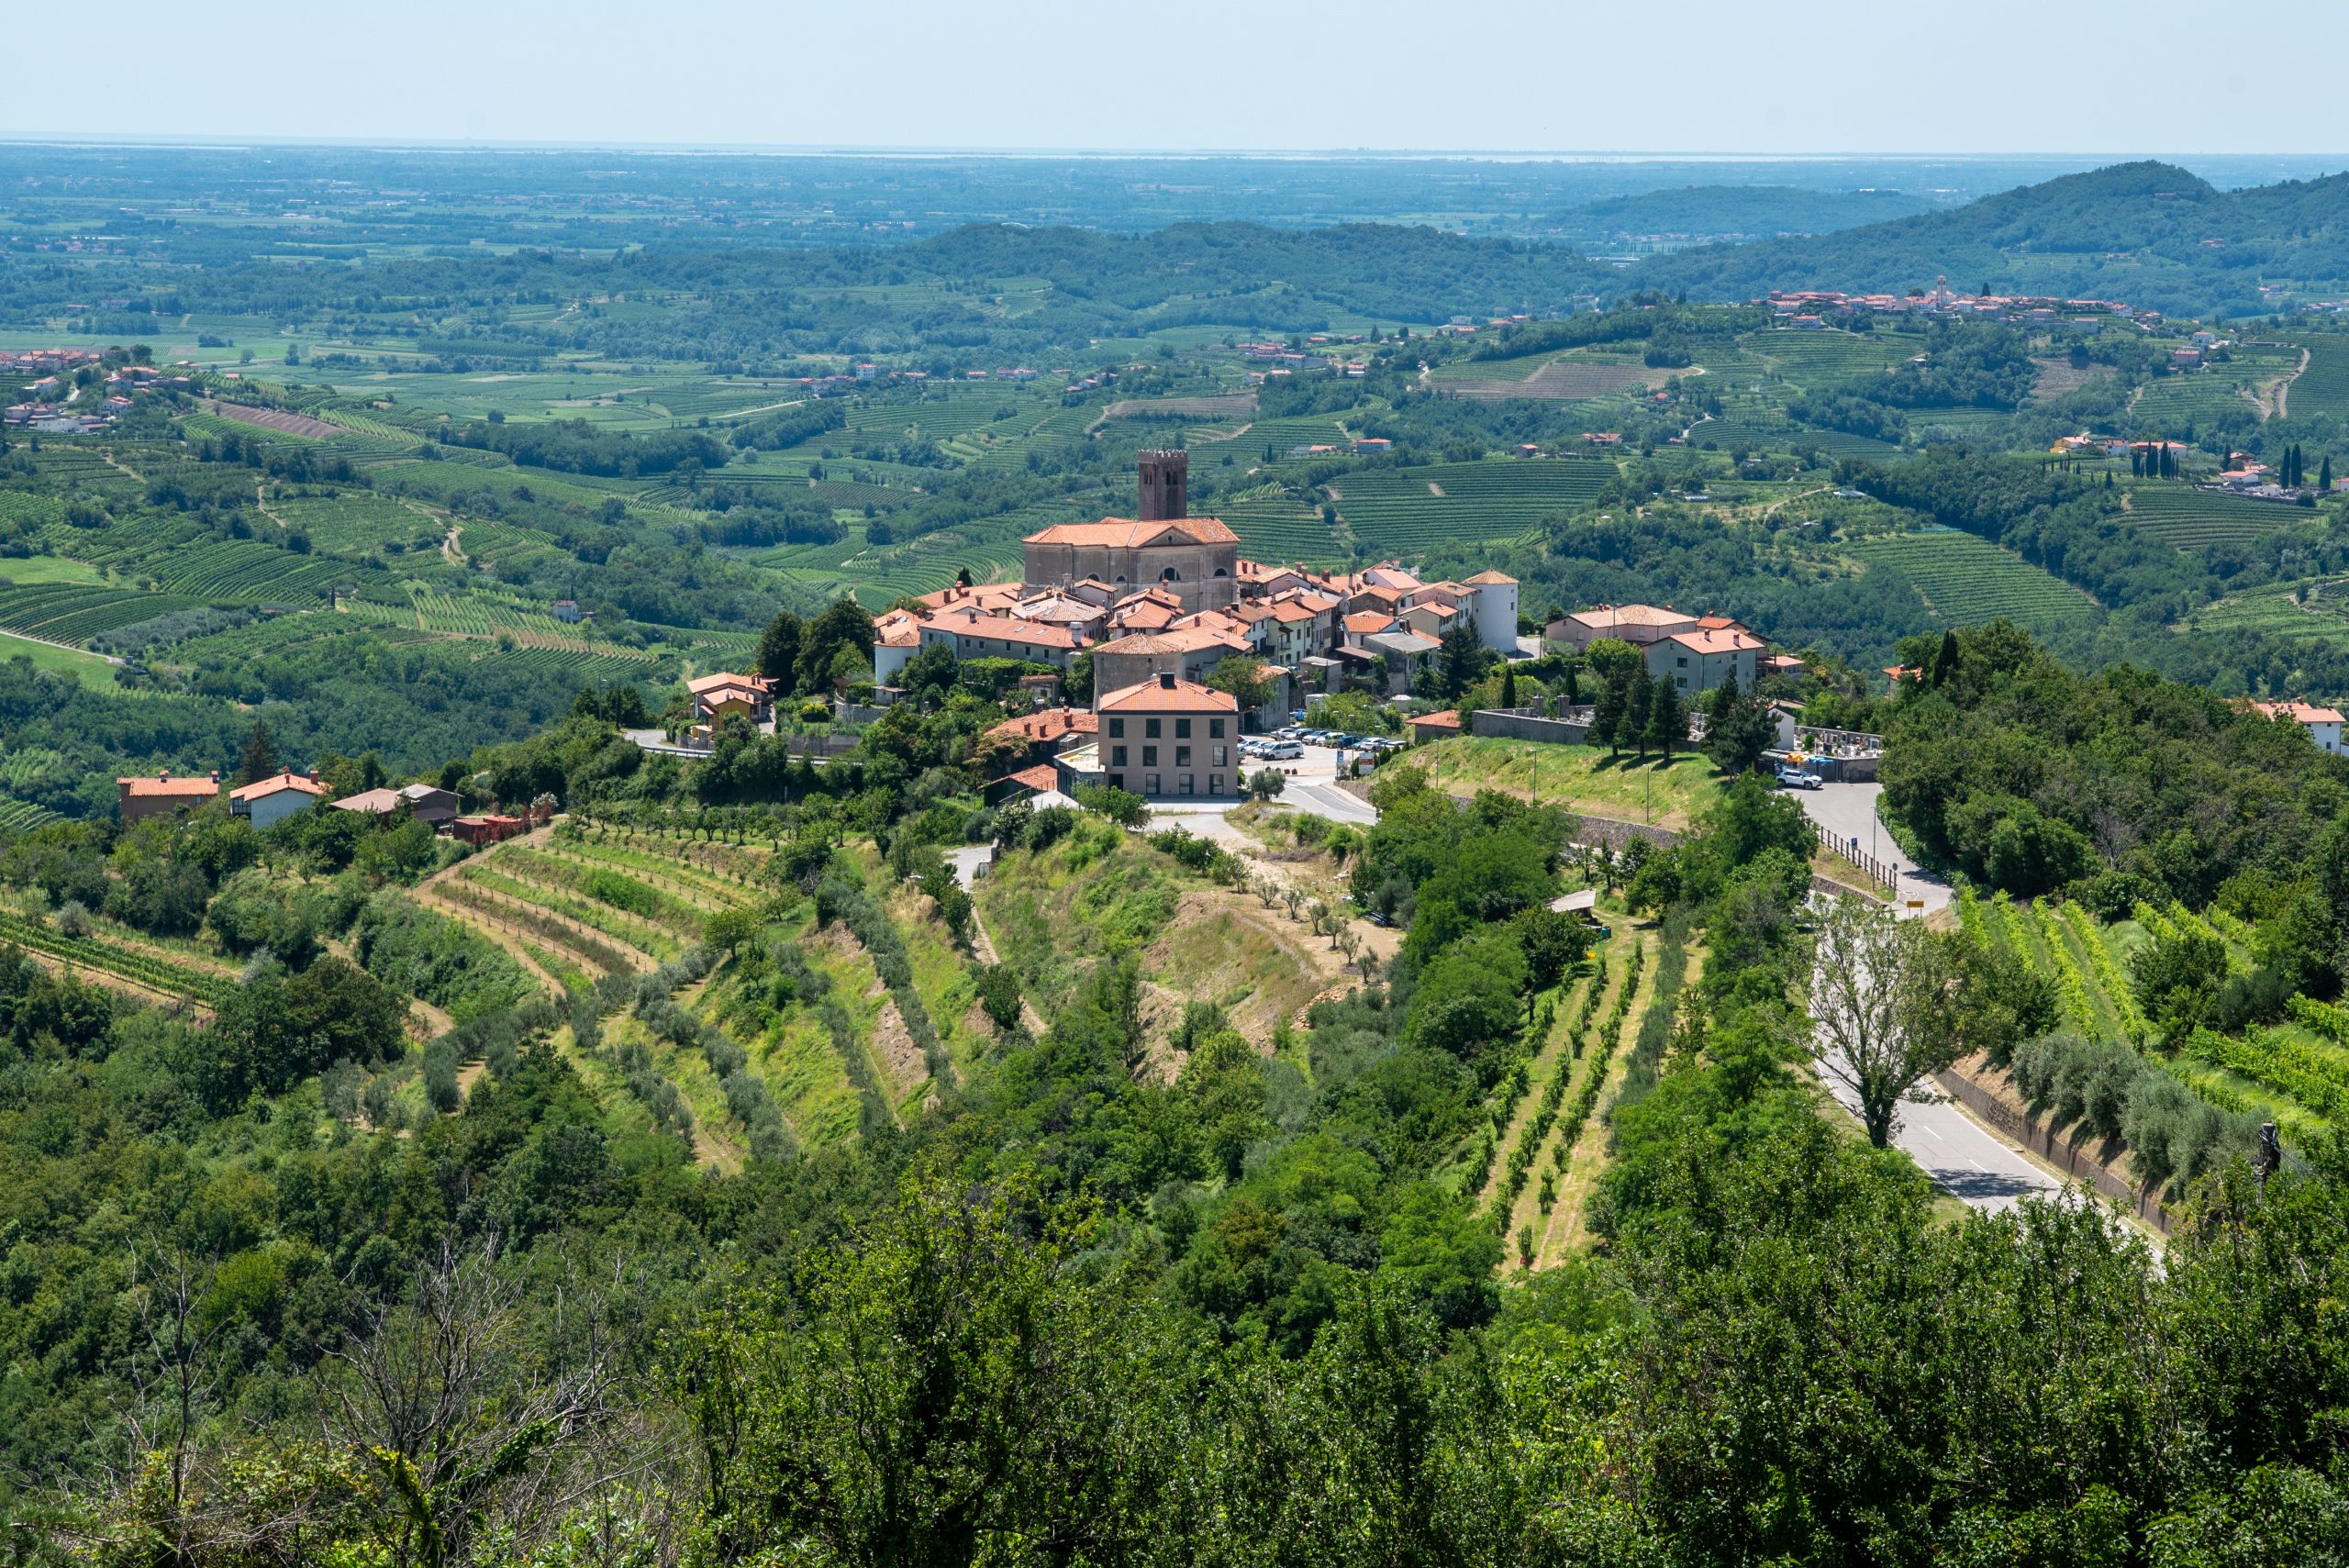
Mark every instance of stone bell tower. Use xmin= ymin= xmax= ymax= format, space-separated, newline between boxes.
xmin=1137 ymin=449 xmax=1188 ymax=522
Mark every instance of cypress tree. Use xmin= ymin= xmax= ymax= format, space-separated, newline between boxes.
xmin=2322 ymin=454 xmax=2333 ymax=492
xmin=1588 ymin=672 xmax=1625 ymax=757
xmin=1623 ymin=671 xmax=1653 ymax=759
xmin=237 ymin=719 xmax=282 ymax=786
xmin=1647 ymin=673 xmax=1686 ymax=762
xmin=1500 ymin=663 xmax=1518 ymax=708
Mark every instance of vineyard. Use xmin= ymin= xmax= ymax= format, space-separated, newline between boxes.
xmin=0 ymin=583 xmax=207 ymax=644
xmin=1847 ymin=528 xmax=2100 ymax=633
xmin=1328 ymin=459 xmax=1613 ymax=554
xmin=417 ymin=824 xmax=978 ymax=1155
xmin=1960 ymin=891 xmax=2342 ymax=1140
xmin=0 ymin=906 xmax=233 ymax=1008
xmin=2121 ymin=485 xmax=2304 ymax=550
xmin=2287 ymin=337 xmax=2349 ymax=421
xmin=2184 ymin=581 xmax=2349 ymax=651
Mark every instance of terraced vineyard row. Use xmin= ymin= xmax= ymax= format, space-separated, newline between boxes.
xmin=0 ymin=908 xmax=233 ymax=1006
xmin=0 ymin=583 xmax=206 ymax=644
xmin=1848 ymin=529 xmax=2100 ymax=633
xmin=1329 ymin=460 xmax=1612 ymax=552
xmin=2289 ymin=337 xmax=2349 ymax=421
xmin=2122 ymin=485 xmax=2304 ymax=550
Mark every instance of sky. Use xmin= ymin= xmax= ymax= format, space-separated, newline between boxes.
xmin=12 ymin=0 xmax=2347 ymax=158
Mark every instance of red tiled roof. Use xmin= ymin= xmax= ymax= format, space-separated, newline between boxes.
xmin=229 ymin=769 xmax=327 ymax=803
xmin=920 ymin=611 xmax=1086 ymax=651
xmin=1025 ymin=516 xmax=1241 ymax=548
xmin=1410 ymin=711 xmax=1463 ymax=730
xmin=1665 ymin=628 xmax=1766 ymax=654
xmin=1095 ymin=628 xmax=1248 ymax=656
xmin=985 ymin=707 xmax=1098 ymax=746
xmin=117 ymin=773 xmax=220 ymax=799
xmin=1004 ymin=763 xmax=1061 ymax=794
xmin=2251 ymin=699 xmax=2347 ymax=726
xmin=1097 ymin=676 xmax=1240 ymax=714
xmin=1343 ymin=611 xmax=1396 ymax=633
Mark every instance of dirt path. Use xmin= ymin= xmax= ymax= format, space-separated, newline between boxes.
xmin=2277 ymin=346 xmax=2310 ymax=419
xmin=441 ymin=521 xmax=465 ymax=566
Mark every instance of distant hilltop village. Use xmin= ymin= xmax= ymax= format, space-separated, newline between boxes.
xmin=866 ymin=450 xmax=1519 ymax=801
xmin=1763 ymin=282 xmax=2156 ymax=329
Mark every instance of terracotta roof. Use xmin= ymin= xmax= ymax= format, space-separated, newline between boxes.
xmin=1097 ymin=675 xmax=1240 ymax=714
xmin=1410 ymin=711 xmax=1463 ymax=729
xmin=1462 ymin=570 xmax=1518 ymax=585
xmin=688 ymin=671 xmax=773 ymax=695
xmin=2251 ymin=699 xmax=2347 ymax=726
xmin=1024 ymin=516 xmax=1241 ymax=548
xmin=874 ymin=609 xmax=923 ymax=648
xmin=1004 ymin=763 xmax=1061 ymax=794
xmin=230 ymin=769 xmax=327 ymax=803
xmin=1664 ymin=628 xmax=1767 ymax=654
xmin=985 ymin=707 xmax=1098 ymax=746
xmin=918 ymin=580 xmax=1024 ymax=611
xmin=1565 ymin=603 xmax=1688 ymax=628
xmin=1110 ymin=601 xmax=1183 ymax=630
xmin=117 ymin=773 xmax=220 ymax=800
xmin=1343 ymin=611 xmax=1396 ymax=633
xmin=920 ymin=611 xmax=1086 ymax=651
xmin=1095 ymin=628 xmax=1247 ymax=656
xmin=332 ymin=787 xmax=405 ymax=813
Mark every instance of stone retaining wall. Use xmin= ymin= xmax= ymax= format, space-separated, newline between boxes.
xmin=1934 ymin=1052 xmax=2173 ymax=1232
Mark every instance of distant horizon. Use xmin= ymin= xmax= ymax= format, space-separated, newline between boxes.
xmin=3 ymin=137 xmax=2343 ymax=166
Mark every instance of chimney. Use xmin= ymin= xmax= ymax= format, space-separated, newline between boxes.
xmin=1137 ymin=449 xmax=1188 ymax=522
xmin=210 ymin=771 xmax=219 ymax=784
xmin=1158 ymin=671 xmax=1176 ymax=690
xmin=158 ymin=771 xmax=168 ymax=783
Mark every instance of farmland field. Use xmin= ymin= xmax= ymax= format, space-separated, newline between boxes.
xmin=1328 ymin=459 xmax=1613 ymax=554
xmin=1847 ymin=528 xmax=2100 ymax=633
xmin=2121 ymin=485 xmax=2307 ymax=550
xmin=2288 ymin=337 xmax=2349 ymax=421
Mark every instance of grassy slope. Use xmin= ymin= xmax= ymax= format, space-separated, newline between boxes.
xmin=1410 ymin=736 xmax=1731 ymax=828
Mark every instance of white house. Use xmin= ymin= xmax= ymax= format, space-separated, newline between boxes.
xmin=2250 ymin=699 xmax=2347 ymax=755
xmin=229 ymin=769 xmax=329 ymax=831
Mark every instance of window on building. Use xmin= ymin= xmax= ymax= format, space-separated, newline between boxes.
xmin=1209 ymin=717 xmax=1225 ymax=739
xmin=1175 ymin=717 xmax=1192 ymax=740
xmin=1148 ymin=773 xmax=1162 ymax=795
xmin=1108 ymin=717 xmax=1125 ymax=739
xmin=1175 ymin=746 xmax=1192 ymax=767
xmin=1112 ymin=746 xmax=1128 ymax=766
xmin=1676 ymin=656 xmax=1687 ymax=667
xmin=1209 ymin=773 xmax=1225 ymax=795
xmin=1212 ymin=745 xmax=1227 ymax=767
xmin=1143 ymin=746 xmax=1158 ymax=767
xmin=1146 ymin=717 xmax=1163 ymax=739
xmin=1180 ymin=774 xmax=1195 ymax=795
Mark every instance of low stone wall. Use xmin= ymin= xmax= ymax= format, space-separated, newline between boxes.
xmin=1472 ymin=707 xmax=1591 ymax=745
xmin=1934 ymin=1053 xmax=2173 ymax=1233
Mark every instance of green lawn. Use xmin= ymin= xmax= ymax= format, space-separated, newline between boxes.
xmin=0 ymin=628 xmax=122 ymax=689
xmin=0 ymin=554 xmax=106 ymax=586
xmin=1410 ymin=736 xmax=1730 ymax=828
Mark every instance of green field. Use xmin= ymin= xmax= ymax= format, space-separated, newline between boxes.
xmin=2289 ymin=337 xmax=2349 ymax=421
xmin=2122 ymin=485 xmax=2307 ymax=550
xmin=1328 ymin=460 xmax=1614 ymax=554
xmin=1848 ymin=528 xmax=2101 ymax=633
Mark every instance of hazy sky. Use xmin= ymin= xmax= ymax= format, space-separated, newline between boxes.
xmin=13 ymin=0 xmax=2344 ymax=156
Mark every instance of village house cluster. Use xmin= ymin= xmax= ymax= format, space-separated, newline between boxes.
xmin=828 ymin=451 xmax=1523 ymax=801
xmin=1765 ymin=284 xmax=2153 ymax=330
xmin=116 ymin=769 xmax=540 ymax=845
xmin=5 ymin=350 xmax=197 ymax=433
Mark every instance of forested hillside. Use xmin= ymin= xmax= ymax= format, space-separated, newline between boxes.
xmin=1641 ymin=161 xmax=2349 ymax=318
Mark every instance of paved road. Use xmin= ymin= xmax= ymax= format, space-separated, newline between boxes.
xmin=946 ymin=844 xmax=994 ymax=890
xmin=1816 ymin=1047 xmax=2065 ymax=1214
xmin=1798 ymin=781 xmax=1954 ymax=915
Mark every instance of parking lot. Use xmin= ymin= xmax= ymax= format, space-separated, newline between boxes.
xmin=1147 ymin=728 xmax=1385 ymax=826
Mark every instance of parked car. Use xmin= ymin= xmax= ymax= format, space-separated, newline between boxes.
xmin=1261 ymin=740 xmax=1303 ymax=760
xmin=1775 ymin=766 xmax=1824 ymax=790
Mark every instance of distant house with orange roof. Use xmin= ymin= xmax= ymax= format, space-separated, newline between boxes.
xmin=1649 ymin=626 xmax=1765 ymax=695
xmin=981 ymin=705 xmax=1099 ymax=773
xmin=1094 ymin=673 xmax=1241 ymax=800
xmin=229 ymin=768 xmax=328 ymax=831
xmin=117 ymin=770 xmax=222 ymax=825
xmin=1548 ymin=603 xmax=1700 ymax=651
xmin=2245 ymin=698 xmax=2347 ymax=755
xmin=689 ymin=672 xmax=776 ymax=725
xmin=916 ymin=607 xmax=1088 ymax=670
xmin=1091 ymin=626 xmax=1252 ymax=697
